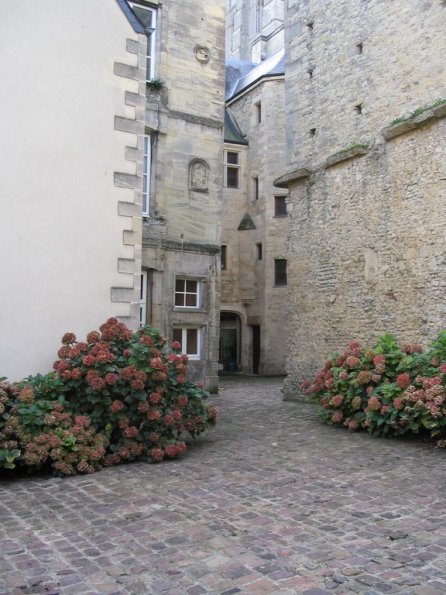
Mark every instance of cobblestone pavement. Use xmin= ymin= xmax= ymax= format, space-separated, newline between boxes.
xmin=2 ymin=377 xmax=446 ymax=595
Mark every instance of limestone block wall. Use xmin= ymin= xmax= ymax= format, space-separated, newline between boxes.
xmin=160 ymin=1 xmax=225 ymax=121
xmin=221 ymin=145 xmax=250 ymax=306
xmin=222 ymin=78 xmax=288 ymax=374
xmin=0 ymin=0 xmax=145 ymax=381
xmin=142 ymin=240 xmax=220 ymax=390
xmin=141 ymin=0 xmax=225 ymax=389
xmin=284 ymin=117 xmax=446 ymax=397
xmin=226 ymin=0 xmax=285 ymax=62
xmin=285 ymin=0 xmax=446 ymax=169
xmin=152 ymin=118 xmax=223 ymax=244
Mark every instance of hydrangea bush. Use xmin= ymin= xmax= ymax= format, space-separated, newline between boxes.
xmin=0 ymin=318 xmax=216 ymax=475
xmin=304 ymin=332 xmax=446 ymax=443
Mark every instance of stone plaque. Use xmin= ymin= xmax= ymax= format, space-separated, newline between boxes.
xmin=189 ymin=159 xmax=209 ymax=192
xmin=194 ymin=45 xmax=210 ymax=64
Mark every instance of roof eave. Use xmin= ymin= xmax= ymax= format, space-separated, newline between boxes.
xmin=226 ymin=73 xmax=285 ymax=105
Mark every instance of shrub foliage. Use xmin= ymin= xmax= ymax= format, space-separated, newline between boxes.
xmin=304 ymin=332 xmax=446 ymax=443
xmin=0 ymin=318 xmax=216 ymax=475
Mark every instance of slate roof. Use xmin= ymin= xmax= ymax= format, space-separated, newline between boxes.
xmin=115 ymin=0 xmax=145 ymax=34
xmin=224 ymin=108 xmax=248 ymax=145
xmin=225 ymin=49 xmax=285 ymax=102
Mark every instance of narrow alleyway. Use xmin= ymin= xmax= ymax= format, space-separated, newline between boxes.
xmin=2 ymin=377 xmax=446 ymax=594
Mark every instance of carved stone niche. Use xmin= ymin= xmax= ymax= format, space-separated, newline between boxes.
xmin=189 ymin=159 xmax=209 ymax=192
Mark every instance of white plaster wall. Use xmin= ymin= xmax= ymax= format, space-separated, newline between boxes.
xmin=0 ymin=0 xmax=140 ymax=380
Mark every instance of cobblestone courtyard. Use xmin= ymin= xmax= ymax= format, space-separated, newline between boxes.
xmin=2 ymin=377 xmax=446 ymax=594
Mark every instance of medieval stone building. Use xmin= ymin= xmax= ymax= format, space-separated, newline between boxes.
xmin=221 ymin=0 xmax=288 ymax=375
xmin=137 ymin=0 xmax=225 ymax=390
xmin=1 ymin=0 xmax=225 ymax=389
xmin=275 ymin=0 xmax=446 ymax=397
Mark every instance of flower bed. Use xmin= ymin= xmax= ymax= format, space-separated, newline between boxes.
xmin=304 ymin=332 xmax=446 ymax=444
xmin=0 ymin=318 xmax=216 ymax=475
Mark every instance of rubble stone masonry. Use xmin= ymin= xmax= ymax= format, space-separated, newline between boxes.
xmin=280 ymin=0 xmax=446 ymax=398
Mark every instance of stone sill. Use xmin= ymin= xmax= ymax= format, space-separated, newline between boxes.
xmin=142 ymin=235 xmax=220 ymax=254
xmin=274 ymin=101 xmax=446 ymax=187
xmin=382 ymin=101 xmax=446 ymax=140
xmin=273 ymin=168 xmax=312 ymax=188
xmin=325 ymin=144 xmax=370 ymax=169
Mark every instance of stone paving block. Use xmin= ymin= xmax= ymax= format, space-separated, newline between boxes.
xmin=2 ymin=378 xmax=446 ymax=594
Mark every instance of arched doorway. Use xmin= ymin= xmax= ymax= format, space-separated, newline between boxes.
xmin=219 ymin=312 xmax=242 ymax=372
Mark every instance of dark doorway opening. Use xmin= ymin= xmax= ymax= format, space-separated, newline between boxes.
xmin=252 ymin=325 xmax=261 ymax=375
xmin=219 ymin=312 xmax=241 ymax=372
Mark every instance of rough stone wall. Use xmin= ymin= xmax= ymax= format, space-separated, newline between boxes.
xmin=222 ymin=78 xmax=288 ymax=375
xmin=283 ymin=116 xmax=446 ymax=397
xmin=141 ymin=0 xmax=225 ymax=390
xmin=281 ymin=0 xmax=446 ymax=398
xmin=285 ymin=0 xmax=446 ymax=169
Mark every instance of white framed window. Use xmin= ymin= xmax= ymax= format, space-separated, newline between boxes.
xmin=129 ymin=3 xmax=157 ymax=81
xmin=224 ymin=150 xmax=240 ymax=188
xmin=175 ymin=278 xmax=201 ymax=308
xmin=142 ymin=134 xmax=152 ymax=215
xmin=139 ymin=270 xmax=148 ymax=326
xmin=172 ymin=327 xmax=201 ymax=360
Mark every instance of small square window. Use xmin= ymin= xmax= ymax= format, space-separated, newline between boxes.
xmin=226 ymin=151 xmax=239 ymax=165
xmin=274 ymin=196 xmax=287 ymax=217
xmin=274 ymin=259 xmax=287 ymax=286
xmin=175 ymin=278 xmax=200 ymax=308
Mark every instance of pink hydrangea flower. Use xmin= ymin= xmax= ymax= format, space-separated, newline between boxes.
xmin=396 ymin=373 xmax=411 ymax=389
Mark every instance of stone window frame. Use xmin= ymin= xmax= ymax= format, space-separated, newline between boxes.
xmin=221 ymin=245 xmax=227 ymax=270
xmin=256 ymin=242 xmax=263 ymax=261
xmin=224 ymin=150 xmax=241 ymax=188
xmin=255 ymin=101 xmax=262 ymax=124
xmin=252 ymin=175 xmax=259 ymax=201
xmin=274 ymin=258 xmax=287 ymax=287
xmin=274 ymin=195 xmax=287 ymax=217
